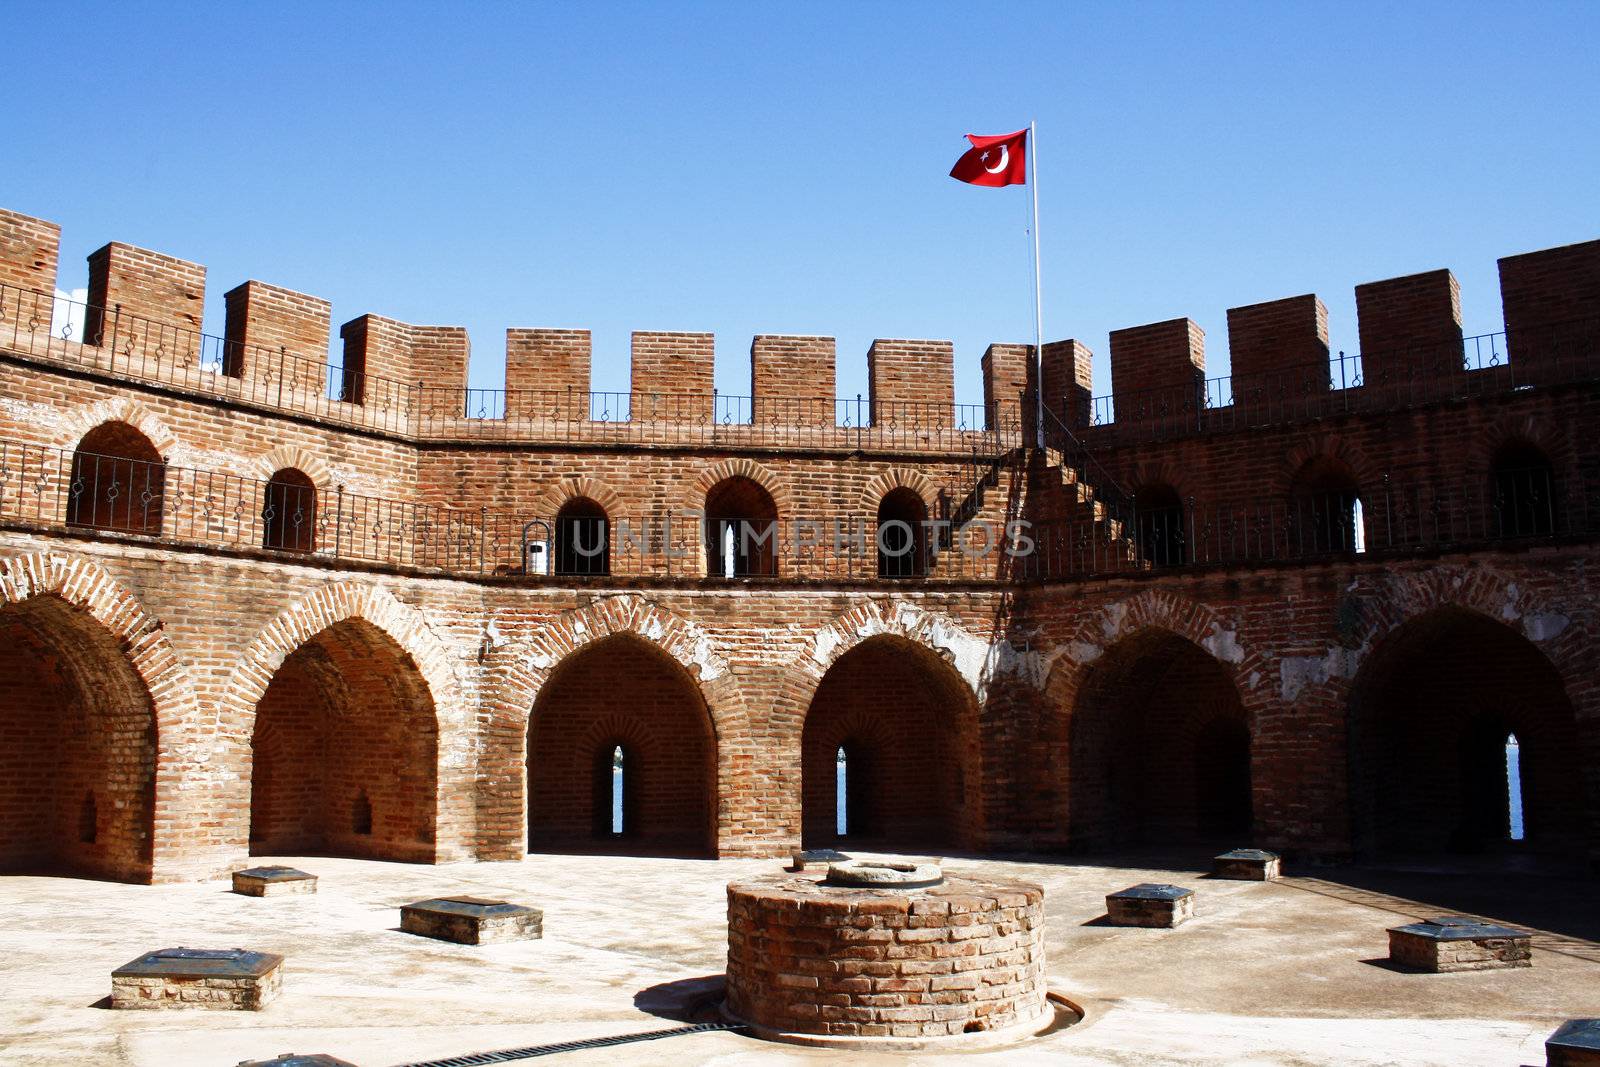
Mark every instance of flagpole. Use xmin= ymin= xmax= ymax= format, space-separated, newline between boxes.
xmin=1029 ymin=119 xmax=1044 ymax=448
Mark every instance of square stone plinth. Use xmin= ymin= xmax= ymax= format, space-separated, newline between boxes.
xmin=232 ymin=866 xmax=317 ymax=897
xmin=1107 ymin=883 xmax=1196 ymax=927
xmin=112 ymin=947 xmax=283 ymax=1010
xmin=237 ymin=1056 xmax=358 ymax=1067
xmin=400 ymin=897 xmax=543 ymax=945
xmin=788 ymin=848 xmax=849 ymax=872
xmin=1213 ymin=848 xmax=1282 ymax=881
xmin=1387 ymin=916 xmax=1533 ymax=973
xmin=1548 ymin=1019 xmax=1600 ymax=1065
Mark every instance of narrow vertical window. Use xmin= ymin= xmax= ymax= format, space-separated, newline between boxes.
xmin=1506 ymin=733 xmax=1524 ymax=842
xmin=836 ymin=746 xmax=848 ymax=836
xmin=612 ymin=745 xmax=625 ymax=835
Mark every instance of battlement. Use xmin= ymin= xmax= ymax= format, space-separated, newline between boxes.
xmin=1 ymin=207 xmax=1596 ymax=453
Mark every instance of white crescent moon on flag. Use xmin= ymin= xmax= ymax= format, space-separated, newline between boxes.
xmin=983 ymin=145 xmax=1009 ymax=174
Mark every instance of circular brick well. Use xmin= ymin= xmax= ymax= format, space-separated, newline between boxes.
xmin=724 ymin=869 xmax=1051 ymax=1046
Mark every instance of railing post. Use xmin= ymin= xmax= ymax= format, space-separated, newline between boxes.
xmin=334 ymin=485 xmax=344 ymax=558
xmin=855 ymin=393 xmax=863 ymax=451
xmin=276 ymin=346 xmax=286 ymax=408
xmin=108 ymin=304 xmax=122 ymax=371
xmin=480 ymin=506 xmax=488 ymax=575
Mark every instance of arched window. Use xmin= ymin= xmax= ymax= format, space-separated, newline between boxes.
xmin=555 ymin=497 xmax=610 ymax=576
xmin=263 ymin=468 xmax=317 ymax=553
xmin=1289 ymin=457 xmax=1361 ymax=555
xmin=592 ymin=741 xmax=634 ymax=839
xmin=1134 ymin=483 xmax=1185 ymax=567
xmin=1490 ymin=441 xmax=1556 ymax=537
xmin=705 ymin=476 xmax=778 ymax=577
xmin=66 ymin=422 xmax=166 ymax=535
xmin=876 ymin=487 xmax=928 ymax=578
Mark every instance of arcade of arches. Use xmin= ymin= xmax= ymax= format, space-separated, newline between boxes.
xmin=249 ymin=619 xmax=439 ymax=862
xmin=525 ymin=633 xmax=717 ymax=857
xmin=801 ymin=635 xmax=981 ymax=851
xmin=0 ymin=595 xmax=157 ymax=881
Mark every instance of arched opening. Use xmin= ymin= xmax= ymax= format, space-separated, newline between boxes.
xmin=1133 ymin=483 xmax=1186 ymax=566
xmin=262 ymin=467 xmax=317 ymax=553
xmin=527 ymin=634 xmax=717 ymax=857
xmin=1490 ymin=440 xmax=1557 ymax=537
xmin=801 ymin=635 xmax=980 ymax=850
xmin=66 ymin=422 xmax=166 ymax=535
xmin=0 ymin=595 xmax=157 ymax=881
xmin=249 ymin=619 xmax=439 ymax=862
xmin=875 ymin=488 xmax=929 ymax=578
xmin=1348 ymin=607 xmax=1585 ymax=858
xmin=1288 ymin=457 xmax=1361 ymax=555
xmin=1068 ymin=628 xmax=1252 ymax=848
xmin=555 ymin=497 xmax=610 ymax=576
xmin=705 ymin=476 xmax=778 ymax=578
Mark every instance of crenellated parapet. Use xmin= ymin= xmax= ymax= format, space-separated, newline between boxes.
xmin=0 ymin=205 xmax=1595 ymax=454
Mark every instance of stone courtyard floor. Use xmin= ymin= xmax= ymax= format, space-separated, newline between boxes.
xmin=0 ymin=849 xmax=1596 ymax=1066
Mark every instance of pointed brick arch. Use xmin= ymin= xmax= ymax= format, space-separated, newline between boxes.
xmin=56 ymin=397 xmax=178 ymax=460
xmin=689 ymin=457 xmax=792 ymax=517
xmin=1276 ymin=431 xmax=1379 ymax=497
xmin=247 ymin=445 xmax=332 ymax=487
xmin=789 ymin=602 xmax=990 ymax=850
xmin=0 ymin=550 xmax=209 ymax=881
xmin=1034 ymin=590 xmax=1265 ymax=851
xmin=859 ymin=468 xmax=937 ymax=514
xmin=222 ymin=581 xmax=464 ymax=861
xmin=477 ymin=594 xmax=755 ymax=858
xmin=535 ymin=475 xmax=626 ymax=518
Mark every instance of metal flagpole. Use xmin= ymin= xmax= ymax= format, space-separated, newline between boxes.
xmin=1029 ymin=119 xmax=1045 ymax=448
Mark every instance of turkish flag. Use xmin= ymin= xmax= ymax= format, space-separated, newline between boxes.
xmin=949 ymin=128 xmax=1027 ymax=187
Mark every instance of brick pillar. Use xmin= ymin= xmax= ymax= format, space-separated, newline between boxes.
xmin=1498 ymin=239 xmax=1600 ymax=387
xmin=83 ymin=243 xmax=206 ymax=362
xmin=1226 ymin=294 xmax=1330 ymax=412
xmin=411 ymin=326 xmax=470 ymax=417
xmin=223 ymin=281 xmax=331 ymax=381
xmin=339 ymin=314 xmax=413 ymax=406
xmin=867 ymin=338 xmax=955 ymax=428
xmin=1039 ymin=339 xmax=1093 ymax=431
xmin=1354 ymin=269 xmax=1463 ymax=388
xmin=982 ymin=342 xmax=1030 ymax=439
xmin=751 ymin=335 xmax=836 ymax=426
xmin=631 ymin=331 xmax=715 ymax=422
xmin=506 ymin=328 xmax=590 ymax=419
xmin=0 ymin=209 xmax=61 ymax=295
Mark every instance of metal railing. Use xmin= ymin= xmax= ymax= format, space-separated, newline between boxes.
xmin=0 ymin=282 xmax=1020 ymax=453
xmin=1077 ymin=318 xmax=1600 ymax=446
xmin=0 ymin=440 xmax=1586 ymax=584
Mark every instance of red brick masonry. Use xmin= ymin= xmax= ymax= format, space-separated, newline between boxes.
xmin=725 ymin=873 xmax=1047 ymax=1040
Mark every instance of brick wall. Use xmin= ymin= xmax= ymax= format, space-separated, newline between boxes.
xmin=631 ymin=331 xmax=714 ymax=422
xmin=1226 ymin=294 xmax=1329 ymax=402
xmin=0 ymin=209 xmax=61 ymax=294
xmin=751 ymin=335 xmax=835 ymax=425
xmin=1109 ymin=318 xmax=1205 ymax=402
xmin=1498 ymin=239 xmax=1600 ymax=384
xmin=83 ymin=242 xmax=206 ymax=353
xmin=1039 ymin=339 xmax=1093 ymax=430
xmin=868 ymin=339 xmax=955 ymax=428
xmin=1354 ymin=268 xmax=1463 ymax=385
xmin=223 ymin=280 xmax=332 ymax=379
xmin=506 ymin=328 xmax=591 ymax=418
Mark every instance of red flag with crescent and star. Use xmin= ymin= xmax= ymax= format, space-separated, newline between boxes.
xmin=949 ymin=128 xmax=1028 ymax=187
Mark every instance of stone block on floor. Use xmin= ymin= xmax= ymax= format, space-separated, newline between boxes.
xmin=111 ymin=947 xmax=283 ymax=1010
xmin=400 ymin=897 xmax=543 ymax=945
xmin=1387 ymin=916 xmax=1533 ymax=973
xmin=1212 ymin=848 xmax=1282 ymax=881
xmin=1106 ymin=883 xmax=1195 ymax=927
xmin=232 ymin=866 xmax=317 ymax=897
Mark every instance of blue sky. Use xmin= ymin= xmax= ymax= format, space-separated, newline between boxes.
xmin=10 ymin=3 xmax=1598 ymax=404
